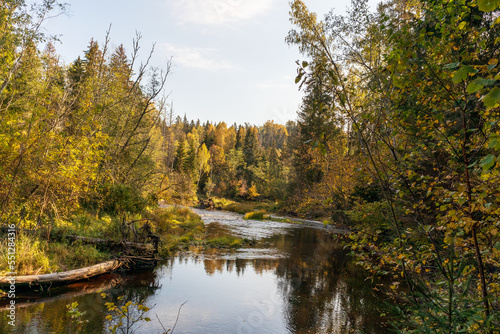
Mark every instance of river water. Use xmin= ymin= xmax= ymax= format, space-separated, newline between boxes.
xmin=0 ymin=208 xmax=389 ymax=333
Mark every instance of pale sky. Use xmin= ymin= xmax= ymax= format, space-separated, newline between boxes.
xmin=41 ymin=0 xmax=379 ymax=125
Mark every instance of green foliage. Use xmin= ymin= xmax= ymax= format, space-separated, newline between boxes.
xmin=66 ymin=302 xmax=88 ymax=333
xmin=223 ymin=202 xmax=257 ymax=215
xmin=100 ymin=293 xmax=152 ymax=334
xmin=288 ymin=0 xmax=500 ymax=331
xmin=48 ymin=241 xmax=109 ymax=271
xmin=0 ymin=233 xmax=52 ymax=275
xmin=99 ymin=184 xmax=149 ymax=215
xmin=0 ymin=0 xmax=170 ymax=223
xmin=147 ymin=206 xmax=203 ymax=234
xmin=0 ymin=232 xmax=109 ymax=275
xmin=146 ymin=206 xmax=204 ymax=254
xmin=205 ymin=236 xmax=243 ymax=248
xmin=346 ymin=201 xmax=391 ymax=235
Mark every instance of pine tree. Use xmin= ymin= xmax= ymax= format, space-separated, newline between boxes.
xmin=173 ymin=139 xmax=187 ymax=172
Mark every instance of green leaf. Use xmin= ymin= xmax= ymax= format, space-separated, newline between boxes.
xmin=328 ymin=70 xmax=339 ymax=85
xmin=467 ymin=81 xmax=483 ymax=93
xmin=443 ymin=62 xmax=460 ymax=70
xmin=483 ymin=86 xmax=500 ymax=107
xmin=477 ymin=0 xmax=500 ymax=12
xmin=494 ymin=241 xmax=500 ymax=250
xmin=488 ymin=138 xmax=500 ymax=150
xmin=467 ymin=78 xmax=497 ymax=93
xmin=458 ymin=21 xmax=467 ymax=30
xmin=480 ymin=154 xmax=496 ymax=170
xmin=452 ymin=65 xmax=477 ymax=83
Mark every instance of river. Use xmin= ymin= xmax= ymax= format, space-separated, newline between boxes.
xmin=0 ymin=208 xmax=390 ymax=333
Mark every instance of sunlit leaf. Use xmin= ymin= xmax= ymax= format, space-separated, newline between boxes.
xmin=467 ymin=78 xmax=497 ymax=93
xmin=452 ymin=65 xmax=477 ymax=83
xmin=477 ymin=0 xmax=500 ymax=12
xmin=483 ymin=87 xmax=500 ymax=107
xmin=480 ymin=154 xmax=496 ymax=170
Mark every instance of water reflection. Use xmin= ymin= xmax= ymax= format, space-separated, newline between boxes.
xmin=0 ymin=209 xmax=388 ymax=333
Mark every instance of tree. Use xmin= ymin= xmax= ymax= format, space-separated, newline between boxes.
xmin=287 ymin=0 xmax=500 ymax=331
xmin=196 ymin=144 xmax=211 ymax=187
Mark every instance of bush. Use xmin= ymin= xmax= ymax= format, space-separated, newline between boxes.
xmin=49 ymin=242 xmax=109 ymax=271
xmin=346 ymin=201 xmax=391 ymax=234
xmin=0 ymin=233 xmax=53 ymax=275
xmin=223 ymin=202 xmax=255 ymax=214
xmin=82 ymin=184 xmax=148 ymax=215
xmin=147 ymin=207 xmax=203 ymax=235
xmin=244 ymin=210 xmax=268 ymax=220
xmin=206 ymin=236 xmax=243 ymax=248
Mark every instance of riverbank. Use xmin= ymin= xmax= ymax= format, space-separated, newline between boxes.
xmin=0 ymin=206 xmax=247 ymax=279
xmin=0 ymin=206 xmax=390 ymax=334
xmin=191 ymin=197 xmax=350 ymax=234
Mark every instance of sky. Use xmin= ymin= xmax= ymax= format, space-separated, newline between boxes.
xmin=41 ymin=0 xmax=379 ymax=125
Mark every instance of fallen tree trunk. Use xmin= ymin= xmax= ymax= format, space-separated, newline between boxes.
xmin=0 ymin=274 xmax=124 ymax=311
xmin=0 ymin=259 xmax=124 ymax=286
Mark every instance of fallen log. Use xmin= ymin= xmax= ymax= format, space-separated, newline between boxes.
xmin=0 ymin=274 xmax=124 ymax=311
xmin=0 ymin=259 xmax=125 ymax=286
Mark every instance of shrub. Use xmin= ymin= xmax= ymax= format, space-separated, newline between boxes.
xmin=147 ymin=207 xmax=203 ymax=235
xmin=0 ymin=233 xmax=53 ymax=275
xmin=244 ymin=210 xmax=268 ymax=220
xmin=206 ymin=236 xmax=243 ymax=248
xmin=82 ymin=184 xmax=148 ymax=215
xmin=346 ymin=201 xmax=392 ymax=235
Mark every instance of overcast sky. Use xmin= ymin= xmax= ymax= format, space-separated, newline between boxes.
xmin=42 ymin=0 xmax=379 ymax=125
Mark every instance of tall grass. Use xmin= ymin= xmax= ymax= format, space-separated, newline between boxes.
xmin=146 ymin=206 xmax=205 ymax=255
xmin=0 ymin=231 xmax=111 ymax=275
xmin=0 ymin=233 xmax=53 ymax=275
xmin=243 ymin=210 xmax=268 ymax=220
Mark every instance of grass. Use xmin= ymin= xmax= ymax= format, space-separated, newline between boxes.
xmin=244 ymin=210 xmax=268 ymax=220
xmin=205 ymin=236 xmax=244 ymax=248
xmin=212 ymin=197 xmax=282 ymax=215
xmin=0 ymin=232 xmax=110 ymax=275
xmin=52 ymin=214 xmax=123 ymax=241
xmin=0 ymin=204 xmax=265 ymax=276
xmin=146 ymin=206 xmax=205 ymax=255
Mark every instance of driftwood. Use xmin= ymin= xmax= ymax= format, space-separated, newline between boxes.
xmin=0 ymin=274 xmax=125 ymax=311
xmin=0 ymin=259 xmax=124 ymax=286
xmin=198 ymin=198 xmax=221 ymax=210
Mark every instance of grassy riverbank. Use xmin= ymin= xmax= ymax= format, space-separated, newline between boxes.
xmin=207 ymin=197 xmax=332 ymax=225
xmin=0 ymin=206 xmax=247 ymax=276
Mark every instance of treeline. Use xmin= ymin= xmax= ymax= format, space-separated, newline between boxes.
xmin=158 ymin=117 xmax=295 ymax=203
xmin=286 ymin=0 xmax=500 ymax=332
xmin=157 ymin=114 xmax=359 ymax=220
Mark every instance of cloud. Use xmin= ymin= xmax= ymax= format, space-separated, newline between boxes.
xmin=171 ymin=0 xmax=276 ymax=25
xmin=161 ymin=43 xmax=240 ymax=71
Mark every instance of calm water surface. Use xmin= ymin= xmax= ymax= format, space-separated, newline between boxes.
xmin=0 ymin=208 xmax=390 ymax=333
